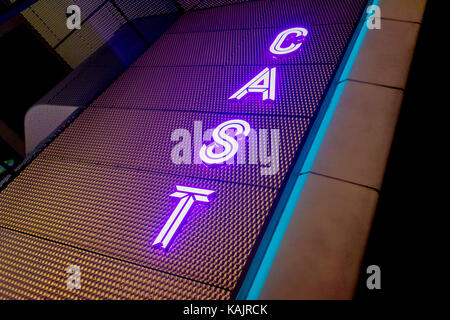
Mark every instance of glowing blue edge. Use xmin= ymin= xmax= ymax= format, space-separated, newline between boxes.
xmin=237 ymin=0 xmax=379 ymax=300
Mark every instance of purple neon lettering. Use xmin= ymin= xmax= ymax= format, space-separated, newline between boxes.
xmin=199 ymin=119 xmax=251 ymax=165
xmin=153 ymin=186 xmax=215 ymax=249
xmin=269 ymin=27 xmax=308 ymax=55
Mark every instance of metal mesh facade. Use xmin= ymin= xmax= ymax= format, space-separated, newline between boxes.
xmin=0 ymin=228 xmax=230 ymax=299
xmin=168 ymin=0 xmax=367 ymax=33
xmin=1 ymin=0 xmax=369 ymax=299
xmin=114 ymin=0 xmax=179 ymax=18
xmin=22 ymin=0 xmax=105 ymax=47
xmin=193 ymin=0 xmax=250 ymax=10
xmin=55 ymin=2 xmax=126 ymax=68
xmin=22 ymin=0 xmax=181 ymax=68
xmin=134 ymin=24 xmax=354 ymax=66
xmin=37 ymin=108 xmax=310 ymax=188
xmin=90 ymin=65 xmax=333 ymax=117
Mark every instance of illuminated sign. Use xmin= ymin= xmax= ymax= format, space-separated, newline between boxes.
xmin=153 ymin=186 xmax=215 ymax=249
xmin=269 ymin=27 xmax=309 ymax=55
xmin=199 ymin=119 xmax=251 ymax=165
xmin=160 ymin=25 xmax=313 ymax=249
xmin=229 ymin=67 xmax=277 ymax=101
xmin=158 ymin=26 xmax=308 ymax=249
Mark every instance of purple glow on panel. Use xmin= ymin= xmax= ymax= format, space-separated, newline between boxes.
xmin=229 ymin=67 xmax=276 ymax=101
xmin=153 ymin=185 xmax=215 ymax=249
xmin=199 ymin=119 xmax=251 ymax=165
xmin=269 ymin=27 xmax=309 ymax=55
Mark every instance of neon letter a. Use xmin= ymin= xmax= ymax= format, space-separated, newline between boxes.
xmin=229 ymin=67 xmax=276 ymax=101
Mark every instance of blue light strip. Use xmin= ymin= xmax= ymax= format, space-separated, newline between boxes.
xmin=238 ymin=0 xmax=379 ymax=300
xmin=303 ymin=0 xmax=379 ymax=172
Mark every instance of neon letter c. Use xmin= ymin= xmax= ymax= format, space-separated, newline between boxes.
xmin=269 ymin=27 xmax=308 ymax=55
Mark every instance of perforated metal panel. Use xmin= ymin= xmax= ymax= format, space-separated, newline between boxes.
xmin=114 ymin=0 xmax=178 ymax=18
xmin=22 ymin=0 xmax=182 ymax=69
xmin=82 ymin=24 xmax=147 ymax=67
xmin=176 ymin=0 xmax=202 ymax=11
xmin=90 ymin=65 xmax=333 ymax=117
xmin=47 ymin=67 xmax=122 ymax=106
xmin=0 ymin=228 xmax=230 ymax=299
xmin=37 ymin=108 xmax=309 ymax=188
xmin=55 ymin=2 xmax=126 ymax=68
xmin=194 ymin=0 xmax=249 ymax=10
xmin=167 ymin=0 xmax=367 ymax=33
xmin=1 ymin=0 xmax=369 ymax=299
xmin=0 ymin=157 xmax=277 ymax=291
xmin=134 ymin=24 xmax=354 ymax=66
xmin=22 ymin=0 xmax=105 ymax=47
